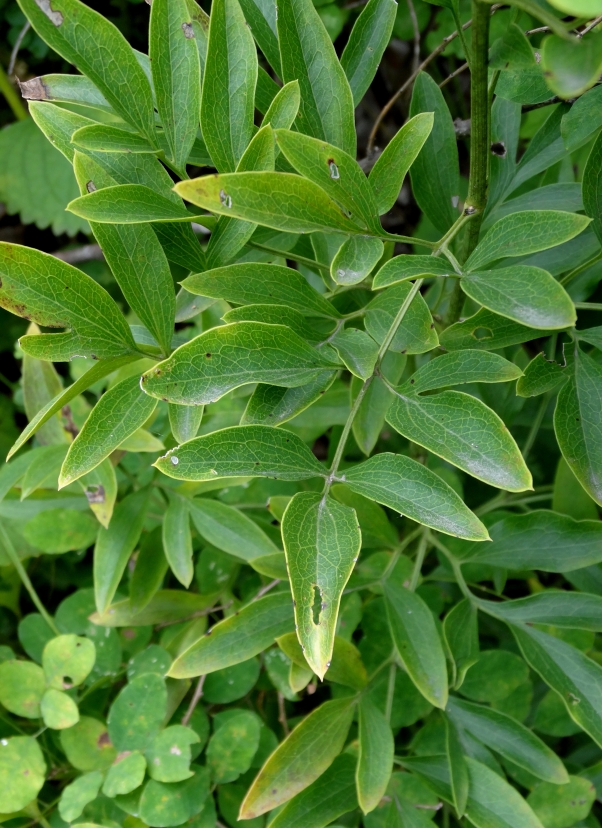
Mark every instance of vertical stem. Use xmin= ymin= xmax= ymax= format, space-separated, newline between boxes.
xmin=0 ymin=64 xmax=28 ymax=120
xmin=408 ymin=529 xmax=428 ymax=591
xmin=385 ymin=662 xmax=396 ymax=723
xmin=0 ymin=524 xmax=59 ymax=634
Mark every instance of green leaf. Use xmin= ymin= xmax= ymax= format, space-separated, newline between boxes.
xmin=207 ymin=710 xmax=261 ymax=783
xmin=275 ymin=129 xmax=379 ymax=232
xmin=146 ymin=725 xmax=199 ymax=783
xmin=373 ymin=254 xmax=453 ymax=289
xmin=182 ymin=263 xmax=339 ymax=318
xmin=238 ymin=0 xmax=281 ymax=75
xmin=168 ymin=592 xmax=294 ymax=677
xmin=344 ymin=453 xmax=488 ymax=540
xmin=7 ymin=354 xmax=139 ymax=460
xmin=369 ymin=113 xmax=434 ymax=215
xmin=448 ymin=697 xmax=568 ymax=784
xmin=517 ymin=353 xmax=567 ymax=397
xmin=356 ymin=697 xmax=394 ymax=814
xmin=331 ymin=329 xmax=379 ymax=379
xmin=409 ymin=72 xmax=460 ymax=234
xmin=155 ymin=425 xmax=325 ymax=482
xmin=583 ymin=130 xmax=602 ymax=246
xmin=512 ymin=623 xmax=602 ymax=749
xmin=483 ymin=183 xmax=584 ymax=231
xmin=189 ymin=497 xmax=279 ymax=560
xmin=460 ymin=267 xmax=576 ymax=330
xmin=445 ymin=715 xmax=469 ymax=818
xmin=477 ymin=591 xmax=602 ymax=631
xmin=386 ymin=390 xmax=532 ymax=492
xmin=60 ymin=716 xmax=117 ymax=772
xmin=43 ymin=634 xmax=96 ymax=689
xmin=402 ymin=350 xmax=523 ymax=394
xmin=140 ymin=322 xmax=339 ymax=405
xmin=19 ymin=72 xmax=113 ymax=111
xmin=261 ymin=81 xmax=301 ymax=130
xmin=277 ymin=631 xmax=367 ymax=689
xmin=331 ymin=237 xmax=384 ymax=286
xmin=384 ymin=580 xmax=448 ymax=708
xmin=0 ymin=660 xmax=46 ymax=718
xmin=139 ymin=769 xmax=210 ymax=828
xmin=0 ymin=243 xmax=136 ymax=360
xmin=23 ymin=509 xmax=98 ymax=554
xmin=443 ymin=599 xmax=479 ymax=690
xmin=277 ymin=0 xmax=355 ymax=156
xmin=203 ymin=658 xmax=261 ymax=703
xmin=92 ymin=590 xmax=214 ymax=627
xmin=240 ymin=698 xmax=356 ymax=818
xmin=102 ymin=750 xmax=146 ymax=797
xmin=340 ymin=0 xmax=397 ymax=106
xmin=553 ymin=456 xmax=598 ymax=522
xmin=454 ymin=510 xmax=602 ymax=571
xmin=20 ymin=443 xmax=68 ymax=499
xmin=72 ymin=124 xmax=155 ymax=154
xmin=80 ymin=459 xmax=118 ymax=530
xmin=41 ymin=688 xmax=79 ymax=730
xmin=489 ymin=23 xmax=535 ymax=69
xmin=168 ymin=404 xmax=203 ymax=444
xmin=440 ymin=307 xmax=553 ymax=353
xmin=59 ymin=375 xmax=157 ymax=487
xmin=68 ymin=184 xmax=205 ymax=224
xmin=58 ymin=772 xmax=103 ymax=823
xmin=18 ymin=0 xmax=155 ymax=143
xmin=561 ymin=85 xmax=602 ymax=152
xmin=94 ymin=488 xmax=150 ymax=614
xmin=527 ymin=776 xmax=595 ymax=828
xmin=162 ymin=493 xmax=193 ymax=587
xmin=150 ymin=0 xmax=200 ymax=170
xmin=108 ymin=672 xmax=167 ymax=751
xmin=224 ymin=304 xmax=323 ymax=341
xmin=365 ymin=283 xmax=438 ymax=355
xmin=554 ymin=344 xmax=602 ymax=506
xmin=200 ymin=0 xmax=257 ymax=172
xmin=175 ymin=171 xmax=364 ymax=234
xmin=242 ymin=373 xmax=338 ymax=426
xmin=541 ymin=34 xmax=602 ymax=99
xmin=129 ymin=528 xmax=170 ymax=615
xmin=465 ymin=211 xmax=591 ymax=271
xmin=282 ymin=492 xmax=361 ymax=679
xmin=0 ymin=736 xmax=46 ymax=813
xmin=352 ymin=352 xmax=405 ymax=455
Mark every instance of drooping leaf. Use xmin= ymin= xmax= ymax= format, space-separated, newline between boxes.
xmin=443 ymin=599 xmax=479 ymax=690
xmin=340 ymin=0 xmax=397 ymax=107
xmin=277 ymin=631 xmax=367 ymax=689
xmin=162 ymin=493 xmax=194 ymax=587
xmin=356 ymin=696 xmax=394 ymax=813
xmin=282 ymin=492 xmax=362 ymax=679
xmin=239 ymin=697 xmax=356 ymax=818
xmin=189 ymin=497 xmax=279 ymax=560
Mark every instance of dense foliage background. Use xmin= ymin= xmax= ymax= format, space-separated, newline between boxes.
xmin=1 ymin=1 xmax=602 ymax=828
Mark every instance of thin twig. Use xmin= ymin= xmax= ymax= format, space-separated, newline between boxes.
xmin=577 ymin=15 xmax=602 ymax=37
xmin=440 ymin=61 xmax=469 ymax=88
xmin=277 ymin=692 xmax=290 ymax=736
xmin=181 ymin=674 xmax=206 ymax=726
xmin=252 ymin=578 xmax=280 ymax=601
xmin=8 ymin=21 xmax=31 ymax=76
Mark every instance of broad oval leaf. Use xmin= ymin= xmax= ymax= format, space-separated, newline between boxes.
xmin=331 ymin=237 xmax=384 ymax=286
xmin=344 ymin=453 xmax=488 ymax=540
xmin=155 ymin=425 xmax=326 ymax=482
xmin=282 ymin=492 xmax=361 ymax=680
xmin=386 ymin=390 xmax=532 ymax=492
xmin=460 ymin=267 xmax=576 ymax=330
xmin=140 ymin=322 xmax=340 ymax=405
xmin=239 ymin=697 xmax=356 ymax=818
xmin=332 ymin=328 xmax=379 ymax=380
xmin=465 ymin=211 xmax=591 ymax=271
xmin=169 ymin=592 xmax=295 ymax=677
xmin=59 ymin=375 xmax=158 ymax=487
xmin=384 ymin=580 xmax=448 ymax=709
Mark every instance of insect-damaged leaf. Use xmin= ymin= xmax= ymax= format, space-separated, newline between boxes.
xmin=282 ymin=492 xmax=361 ymax=680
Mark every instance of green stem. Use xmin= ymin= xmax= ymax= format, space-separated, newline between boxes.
xmin=560 ymin=253 xmax=602 ymax=286
xmin=429 ymin=533 xmax=474 ymax=603
xmin=452 ymin=5 xmax=472 ymax=67
xmin=0 ymin=525 xmax=59 ymax=635
xmin=0 ymin=64 xmax=28 ymax=120
xmin=385 ymin=663 xmax=397 ymax=723
xmin=522 ymin=392 xmax=551 ymax=462
xmin=408 ymin=529 xmax=428 ymax=591
xmin=575 ymin=302 xmax=602 ymax=311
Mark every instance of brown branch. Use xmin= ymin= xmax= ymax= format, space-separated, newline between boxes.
xmin=277 ymin=691 xmax=290 ymax=736
xmin=181 ymin=674 xmax=206 ymax=726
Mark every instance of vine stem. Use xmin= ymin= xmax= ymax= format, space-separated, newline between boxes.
xmin=325 ymin=279 xmax=424 ymax=487
xmin=429 ymin=533 xmax=474 ymax=603
xmin=0 ymin=524 xmax=59 ymax=634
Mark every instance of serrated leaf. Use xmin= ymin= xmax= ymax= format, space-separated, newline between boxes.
xmin=200 ymin=0 xmax=257 ymax=172
xmin=155 ymin=425 xmax=325 ymax=482
xmin=384 ymin=580 xmax=448 ymax=708
xmin=340 ymin=0 xmax=397 ymax=106
xmin=454 ymin=510 xmax=602 ymax=571
xmin=386 ymin=390 xmax=532 ymax=491
xmin=18 ymin=0 xmax=155 ymax=142
xmin=140 ymin=322 xmax=339 ymax=405
xmin=344 ymin=452 xmax=488 ymax=540
xmin=59 ymin=375 xmax=158 ymax=487
xmin=402 ymin=350 xmax=522 ymax=394
xmin=370 ymin=113 xmax=434 ymax=215
xmin=182 ymin=263 xmax=339 ymax=318
xmin=461 ymin=267 xmax=575 ymax=330
xmin=189 ymin=497 xmax=279 ymax=560
xmin=465 ymin=211 xmax=591 ymax=271
xmin=365 ymin=283 xmax=438 ymax=355
xmin=277 ymin=0 xmax=355 ymax=156
xmin=175 ymin=171 xmax=365 ymax=234
xmin=0 ymin=243 xmax=136 ymax=360
xmin=554 ymin=344 xmax=602 ymax=506
xmin=150 ymin=0 xmax=200 ymax=170
xmin=239 ymin=698 xmax=356 ymax=818
xmin=331 ymin=237 xmax=384 ymax=286
xmin=169 ymin=592 xmax=294 ymax=677
xmin=162 ymin=493 xmax=193 ymax=587
xmin=282 ymin=492 xmax=361 ymax=679
xmin=357 ymin=697 xmax=394 ymax=813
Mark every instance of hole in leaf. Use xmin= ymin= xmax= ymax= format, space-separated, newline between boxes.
xmin=472 ymin=327 xmax=493 ymax=340
xmin=491 ymin=141 xmax=506 ymax=157
xmin=312 ymin=585 xmax=322 ymax=626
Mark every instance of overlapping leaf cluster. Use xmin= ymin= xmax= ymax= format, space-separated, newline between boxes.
xmin=0 ymin=0 xmax=602 ymax=826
